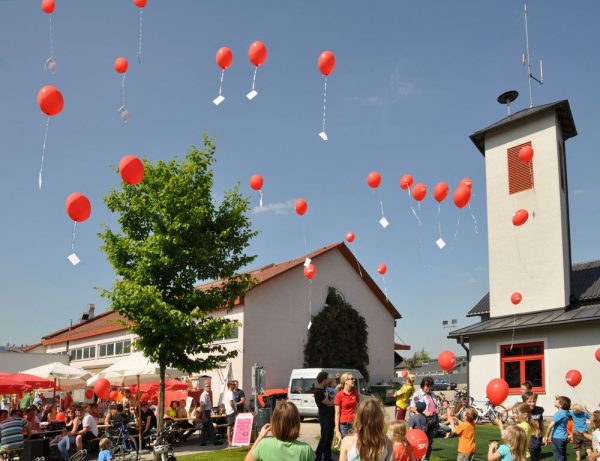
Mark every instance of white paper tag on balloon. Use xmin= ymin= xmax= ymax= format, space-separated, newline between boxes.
xmin=436 ymin=238 xmax=446 ymax=249
xmin=379 ymin=217 xmax=389 ymax=228
xmin=307 ymin=321 xmax=312 ymax=330
xmin=213 ymin=95 xmax=225 ymax=106
xmin=304 ymin=257 xmax=312 ymax=267
xmin=68 ymin=253 xmax=81 ymax=266
xmin=246 ymin=90 xmax=258 ymax=100
xmin=318 ymin=131 xmax=328 ymax=141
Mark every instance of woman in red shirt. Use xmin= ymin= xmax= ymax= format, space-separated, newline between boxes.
xmin=334 ymin=373 xmax=359 ymax=438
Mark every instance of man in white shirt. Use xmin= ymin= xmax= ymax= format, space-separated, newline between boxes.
xmin=198 ymin=382 xmax=216 ymax=446
xmin=76 ymin=404 xmax=99 ymax=452
xmin=224 ymin=381 xmax=236 ymax=448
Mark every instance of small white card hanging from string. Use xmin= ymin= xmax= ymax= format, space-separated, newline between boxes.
xmin=248 ymin=174 xmax=264 ymax=208
xmin=377 ymin=263 xmax=388 ymax=302
xmin=114 ymin=57 xmax=129 ymax=123
xmin=345 ymin=232 xmax=363 ymax=278
xmin=400 ymin=174 xmax=421 ymax=226
xmin=366 ymin=172 xmax=389 ymax=228
xmin=246 ymin=41 xmax=267 ymax=100
xmin=65 ymin=192 xmax=91 ymax=266
xmin=37 ymin=85 xmax=64 ymax=189
xmin=303 ymin=263 xmax=317 ymax=330
xmin=133 ymin=0 xmax=148 ymax=64
xmin=317 ymin=50 xmax=335 ymax=141
xmin=433 ymin=182 xmax=449 ymax=249
xmin=41 ymin=0 xmax=57 ymax=73
xmin=214 ymin=47 xmax=233 ymax=106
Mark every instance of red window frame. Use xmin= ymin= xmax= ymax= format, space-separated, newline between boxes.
xmin=500 ymin=341 xmax=545 ymax=395
xmin=507 ymin=141 xmax=535 ymax=194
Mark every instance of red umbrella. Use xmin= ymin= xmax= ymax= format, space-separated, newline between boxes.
xmin=131 ymin=378 xmax=188 ymax=394
xmin=0 ymin=376 xmax=26 ymax=394
xmin=0 ymin=372 xmax=55 ymax=389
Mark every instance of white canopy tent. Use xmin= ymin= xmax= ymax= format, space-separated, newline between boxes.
xmin=21 ymin=362 xmax=91 ymax=391
xmin=86 ymin=352 xmax=180 ymax=387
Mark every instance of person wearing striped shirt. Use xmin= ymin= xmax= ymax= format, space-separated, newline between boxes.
xmin=0 ymin=409 xmax=30 ymax=460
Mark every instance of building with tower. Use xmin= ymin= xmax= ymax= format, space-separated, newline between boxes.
xmin=448 ymin=99 xmax=600 ymax=410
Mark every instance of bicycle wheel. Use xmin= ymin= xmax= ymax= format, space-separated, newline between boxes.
xmin=496 ymin=405 xmax=508 ymax=423
xmin=123 ymin=435 xmax=139 ymax=461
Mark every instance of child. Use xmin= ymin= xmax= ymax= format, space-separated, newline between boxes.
xmin=543 ymin=395 xmax=571 ymax=461
xmin=524 ymin=391 xmax=544 ymax=461
xmin=452 ymin=407 xmax=477 ymax=461
xmin=98 ymin=438 xmax=112 ymax=461
xmin=570 ymin=403 xmax=592 ymax=461
xmin=388 ymin=420 xmax=415 ymax=461
xmin=496 ymin=403 xmax=532 ymax=458
xmin=488 ymin=424 xmax=528 ymax=461
xmin=583 ymin=410 xmax=600 ymax=460
xmin=407 ymin=401 xmax=428 ymax=433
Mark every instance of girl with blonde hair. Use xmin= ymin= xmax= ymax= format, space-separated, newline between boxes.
xmin=488 ymin=424 xmax=528 ymax=461
xmin=340 ymin=398 xmax=393 ymax=461
xmin=335 ymin=372 xmax=360 ymax=439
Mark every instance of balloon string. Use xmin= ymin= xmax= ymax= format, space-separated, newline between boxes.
xmin=515 ymin=229 xmax=535 ymax=280
xmin=258 ymin=190 xmax=263 ymax=208
xmin=453 ymin=211 xmax=461 ymax=240
xmin=121 ymin=74 xmax=127 ymax=107
xmin=321 ymin=77 xmax=327 ymax=134
xmin=218 ymin=69 xmax=225 ymax=96
xmin=38 ymin=117 xmax=50 ymax=190
xmin=48 ymin=15 xmax=54 ymax=59
xmin=351 ymin=243 xmax=363 ymax=277
xmin=138 ymin=9 xmax=143 ymax=64
xmin=251 ymin=67 xmax=258 ymax=91
xmin=308 ymin=280 xmax=312 ymax=317
xmin=438 ymin=203 xmax=442 ymax=239
xmin=381 ymin=275 xmax=388 ymax=302
xmin=301 ymin=219 xmax=308 ymax=254
xmin=468 ymin=203 xmax=479 ymax=235
xmin=379 ymin=200 xmax=385 ymax=220
xmin=407 ymin=189 xmax=421 ymax=225
xmin=71 ymin=221 xmax=78 ymax=252
xmin=510 ymin=306 xmax=517 ymax=350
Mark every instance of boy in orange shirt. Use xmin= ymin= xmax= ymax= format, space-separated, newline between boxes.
xmin=452 ymin=407 xmax=477 ymax=461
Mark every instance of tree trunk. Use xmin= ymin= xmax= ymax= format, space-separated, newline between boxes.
xmin=158 ymin=363 xmax=166 ymax=432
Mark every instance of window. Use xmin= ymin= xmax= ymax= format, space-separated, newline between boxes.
xmin=289 ymin=378 xmax=317 ymax=395
xmin=507 ymin=141 xmax=534 ymax=194
xmin=98 ymin=339 xmax=132 ymax=358
xmin=69 ymin=346 xmax=95 ymax=362
xmin=215 ymin=324 xmax=239 ymax=342
xmin=500 ymin=341 xmax=545 ymax=394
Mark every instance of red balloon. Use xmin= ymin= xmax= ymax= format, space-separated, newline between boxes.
xmin=66 ymin=193 xmax=91 ymax=223
xmin=93 ymin=378 xmax=111 ymax=399
xmin=406 ymin=429 xmax=429 ymax=460
xmin=317 ymin=51 xmax=335 ymax=76
xmin=119 ymin=155 xmax=144 ymax=185
xmin=377 ymin=263 xmax=387 ymax=275
xmin=295 ymin=198 xmax=308 ymax=216
xmin=249 ymin=174 xmax=264 ymax=191
xmin=140 ymin=393 xmax=150 ymax=403
xmin=248 ymin=40 xmax=267 ymax=67
xmin=304 ymin=263 xmax=317 ymax=280
xmin=37 ymin=85 xmax=64 ymax=116
xmin=596 ymin=348 xmax=600 ymax=362
xmin=114 ymin=57 xmax=128 ymax=74
xmin=453 ymin=185 xmax=471 ymax=209
xmin=216 ymin=47 xmax=233 ymax=70
xmin=400 ymin=174 xmax=414 ymax=190
xmin=133 ymin=0 xmax=147 ymax=8
xmin=345 ymin=231 xmax=355 ymax=243
xmin=41 ymin=0 xmax=55 ymax=14
xmin=565 ymin=369 xmax=582 ymax=388
xmin=401 ymin=370 xmax=408 ymax=378
xmin=84 ymin=389 xmax=94 ymax=400
xmin=109 ymin=390 xmax=119 ymax=401
xmin=512 ymin=209 xmax=529 ymax=227
xmin=433 ymin=182 xmax=449 ymax=203
xmin=412 ymin=183 xmax=427 ymax=201
xmin=367 ymin=171 xmax=381 ymax=189
xmin=459 ymin=178 xmax=473 ymax=190
xmin=511 ymin=292 xmax=522 ymax=305
xmin=519 ymin=145 xmax=534 ymax=163
xmin=438 ymin=350 xmax=456 ymax=372
xmin=56 ymin=412 xmax=65 ymax=422
xmin=486 ymin=378 xmax=509 ymax=405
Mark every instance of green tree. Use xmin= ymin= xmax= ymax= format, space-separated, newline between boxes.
xmin=99 ymin=136 xmax=257 ymax=429
xmin=303 ymin=287 xmax=370 ymax=381
xmin=405 ymin=347 xmax=431 ymax=369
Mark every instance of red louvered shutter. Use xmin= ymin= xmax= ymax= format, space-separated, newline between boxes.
xmin=507 ymin=142 xmax=534 ymax=194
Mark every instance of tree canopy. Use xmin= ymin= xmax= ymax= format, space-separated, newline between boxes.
xmin=99 ymin=136 xmax=257 ymax=426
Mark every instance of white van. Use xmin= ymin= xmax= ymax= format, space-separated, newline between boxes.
xmin=287 ymin=368 xmax=371 ymax=419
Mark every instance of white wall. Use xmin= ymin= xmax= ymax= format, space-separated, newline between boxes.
xmin=242 ymin=248 xmax=396 ymax=392
xmin=0 ymin=351 xmax=69 ymax=373
xmin=468 ymin=324 xmax=599 ymax=412
xmin=485 ymin=111 xmax=571 ymax=317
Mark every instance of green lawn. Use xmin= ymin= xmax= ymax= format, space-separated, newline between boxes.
xmin=178 ymin=425 xmax=577 ymax=461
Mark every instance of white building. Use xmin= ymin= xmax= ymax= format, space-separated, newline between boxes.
xmin=29 ymin=243 xmax=402 ymax=400
xmin=448 ymin=99 xmax=600 ymax=410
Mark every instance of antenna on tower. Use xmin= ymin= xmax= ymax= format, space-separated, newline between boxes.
xmin=522 ymin=3 xmax=543 ymax=108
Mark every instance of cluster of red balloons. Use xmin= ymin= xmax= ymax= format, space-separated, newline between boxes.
xmin=438 ymin=350 xmax=456 ymax=372
xmin=454 ymin=178 xmax=472 ymax=209
xmin=216 ymin=41 xmax=268 ymax=70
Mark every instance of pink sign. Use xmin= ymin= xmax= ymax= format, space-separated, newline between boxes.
xmin=232 ymin=413 xmax=254 ymax=447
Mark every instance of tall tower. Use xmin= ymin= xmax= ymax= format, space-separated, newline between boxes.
xmin=469 ymin=100 xmax=577 ymax=317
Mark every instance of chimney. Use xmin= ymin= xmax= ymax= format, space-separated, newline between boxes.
xmin=88 ymin=304 xmax=95 ymax=318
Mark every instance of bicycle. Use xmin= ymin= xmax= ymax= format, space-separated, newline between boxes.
xmin=105 ymin=423 xmax=139 ymax=461
xmin=470 ymin=399 xmax=508 ymax=424
xmin=148 ymin=428 xmax=177 ymax=461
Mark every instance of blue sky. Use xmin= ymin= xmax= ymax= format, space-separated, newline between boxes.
xmin=1 ymin=1 xmax=599 ymax=357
